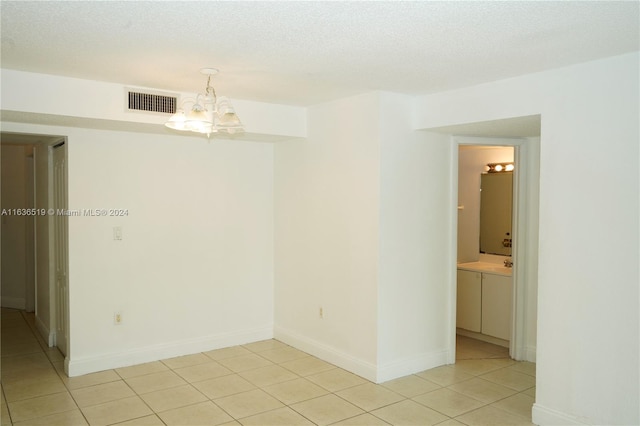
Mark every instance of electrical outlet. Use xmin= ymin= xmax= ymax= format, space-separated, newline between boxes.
xmin=114 ymin=311 xmax=123 ymax=325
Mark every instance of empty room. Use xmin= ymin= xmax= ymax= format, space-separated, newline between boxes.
xmin=1 ymin=2 xmax=638 ymax=425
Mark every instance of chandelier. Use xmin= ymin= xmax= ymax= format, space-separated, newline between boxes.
xmin=165 ymin=68 xmax=243 ymax=137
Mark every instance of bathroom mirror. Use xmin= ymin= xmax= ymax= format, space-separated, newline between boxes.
xmin=480 ymin=172 xmax=513 ymax=255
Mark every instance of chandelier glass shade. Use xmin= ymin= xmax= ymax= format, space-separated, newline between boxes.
xmin=165 ymin=68 xmax=243 ymax=136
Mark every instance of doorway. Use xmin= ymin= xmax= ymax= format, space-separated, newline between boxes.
xmin=1 ymin=143 xmax=36 ymax=312
xmin=52 ymin=141 xmax=69 ymax=357
xmin=437 ymin=116 xmax=540 ymax=365
xmin=456 ymin=144 xmax=515 ymax=352
xmin=0 ymin=132 xmax=69 ymax=358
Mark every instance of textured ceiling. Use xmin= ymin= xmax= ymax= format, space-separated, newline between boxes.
xmin=1 ymin=1 xmax=638 ymax=106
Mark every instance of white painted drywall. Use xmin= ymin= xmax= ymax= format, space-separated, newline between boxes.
xmin=274 ymin=93 xmax=380 ymax=380
xmin=274 ymin=91 xmax=462 ymax=382
xmin=415 ymin=52 xmax=639 ymax=426
xmin=1 ymin=50 xmax=637 ymax=424
xmin=1 ymin=121 xmax=276 ymax=376
xmin=70 ymin=129 xmax=274 ymax=375
xmin=377 ymin=91 xmax=454 ymax=380
xmin=1 ymin=69 xmax=307 ymax=140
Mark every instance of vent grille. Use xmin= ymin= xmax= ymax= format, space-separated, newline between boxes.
xmin=127 ymin=91 xmax=177 ymax=114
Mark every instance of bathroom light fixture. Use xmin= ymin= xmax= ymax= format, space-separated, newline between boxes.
xmin=165 ymin=68 xmax=243 ymax=137
xmin=486 ymin=162 xmax=514 ymax=173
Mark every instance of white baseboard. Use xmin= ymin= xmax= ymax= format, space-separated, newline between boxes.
xmin=524 ymin=345 xmax=537 ymax=363
xmin=274 ymin=326 xmax=378 ymax=382
xmin=274 ymin=326 xmax=449 ymax=383
xmin=67 ymin=324 xmax=273 ymax=377
xmin=532 ymin=403 xmax=587 ymax=425
xmin=35 ymin=314 xmax=56 ymax=347
xmin=376 ymin=349 xmax=449 ymax=383
xmin=511 ymin=344 xmax=537 ymax=363
xmin=1 ymin=297 xmax=26 ymax=310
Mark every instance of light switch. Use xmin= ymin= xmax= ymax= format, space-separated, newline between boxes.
xmin=113 ymin=226 xmax=123 ymax=241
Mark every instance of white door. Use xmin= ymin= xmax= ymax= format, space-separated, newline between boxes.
xmin=52 ymin=143 xmax=69 ymax=356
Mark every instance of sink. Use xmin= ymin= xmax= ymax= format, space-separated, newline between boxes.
xmin=457 ymin=261 xmax=512 ymax=276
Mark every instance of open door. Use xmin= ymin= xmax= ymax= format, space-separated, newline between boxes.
xmin=52 ymin=142 xmax=69 ymax=356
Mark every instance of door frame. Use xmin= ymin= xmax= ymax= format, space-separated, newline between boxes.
xmin=25 ymin=151 xmax=36 ymax=312
xmin=50 ymin=140 xmax=69 ymax=360
xmin=449 ymin=135 xmax=539 ymax=363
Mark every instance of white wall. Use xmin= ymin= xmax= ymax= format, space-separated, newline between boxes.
xmin=274 ymin=93 xmax=381 ymax=380
xmin=457 ymin=145 xmax=514 ymax=263
xmin=0 ymin=69 xmax=293 ymax=377
xmin=274 ymin=91 xmax=458 ymax=383
xmin=1 ymin=144 xmax=29 ymax=309
xmin=1 ymin=122 xmax=276 ymax=376
xmin=1 ymin=69 xmax=307 ymax=141
xmin=1 ymin=51 xmax=637 ymax=424
xmin=415 ymin=52 xmax=639 ymax=425
xmin=70 ymin=128 xmax=275 ymax=375
xmin=377 ymin=93 xmax=453 ymax=380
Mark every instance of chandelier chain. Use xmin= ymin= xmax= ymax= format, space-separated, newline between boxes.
xmin=205 ymin=74 xmax=217 ymax=103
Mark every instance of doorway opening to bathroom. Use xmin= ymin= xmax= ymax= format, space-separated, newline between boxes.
xmin=456 ymin=144 xmax=515 ymax=360
xmin=436 ymin=115 xmax=540 ymax=365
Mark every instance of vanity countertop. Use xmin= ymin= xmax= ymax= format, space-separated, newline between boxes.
xmin=457 ymin=261 xmax=513 ymax=277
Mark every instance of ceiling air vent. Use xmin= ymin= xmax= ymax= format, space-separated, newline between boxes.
xmin=126 ymin=89 xmax=177 ymax=114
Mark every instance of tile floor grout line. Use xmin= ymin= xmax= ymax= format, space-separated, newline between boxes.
xmin=488 ymin=398 xmax=535 ymax=422
xmin=0 ymin=384 xmax=12 ymax=426
xmin=410 ymin=389 xmax=487 ymax=420
xmin=117 ymin=370 xmax=161 ymax=424
xmin=2 ymin=309 xmax=535 ymax=426
xmin=27 ymin=311 xmax=94 ymax=426
xmin=2 ymin=373 xmax=79 ymax=416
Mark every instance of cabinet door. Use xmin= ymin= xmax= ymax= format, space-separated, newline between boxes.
xmin=456 ymin=270 xmax=482 ymax=332
xmin=481 ymin=273 xmax=512 ymax=340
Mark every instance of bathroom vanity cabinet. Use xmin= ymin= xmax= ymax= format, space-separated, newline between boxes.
xmin=456 ymin=264 xmax=512 ymax=341
xmin=456 ymin=270 xmax=482 ymax=332
xmin=481 ymin=272 xmax=512 ymax=340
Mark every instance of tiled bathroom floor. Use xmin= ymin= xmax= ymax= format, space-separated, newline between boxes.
xmin=1 ymin=309 xmax=535 ymax=425
xmin=454 ymin=335 xmax=511 ymax=361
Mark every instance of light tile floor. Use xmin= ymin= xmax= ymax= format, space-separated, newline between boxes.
xmin=1 ymin=309 xmax=535 ymax=425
